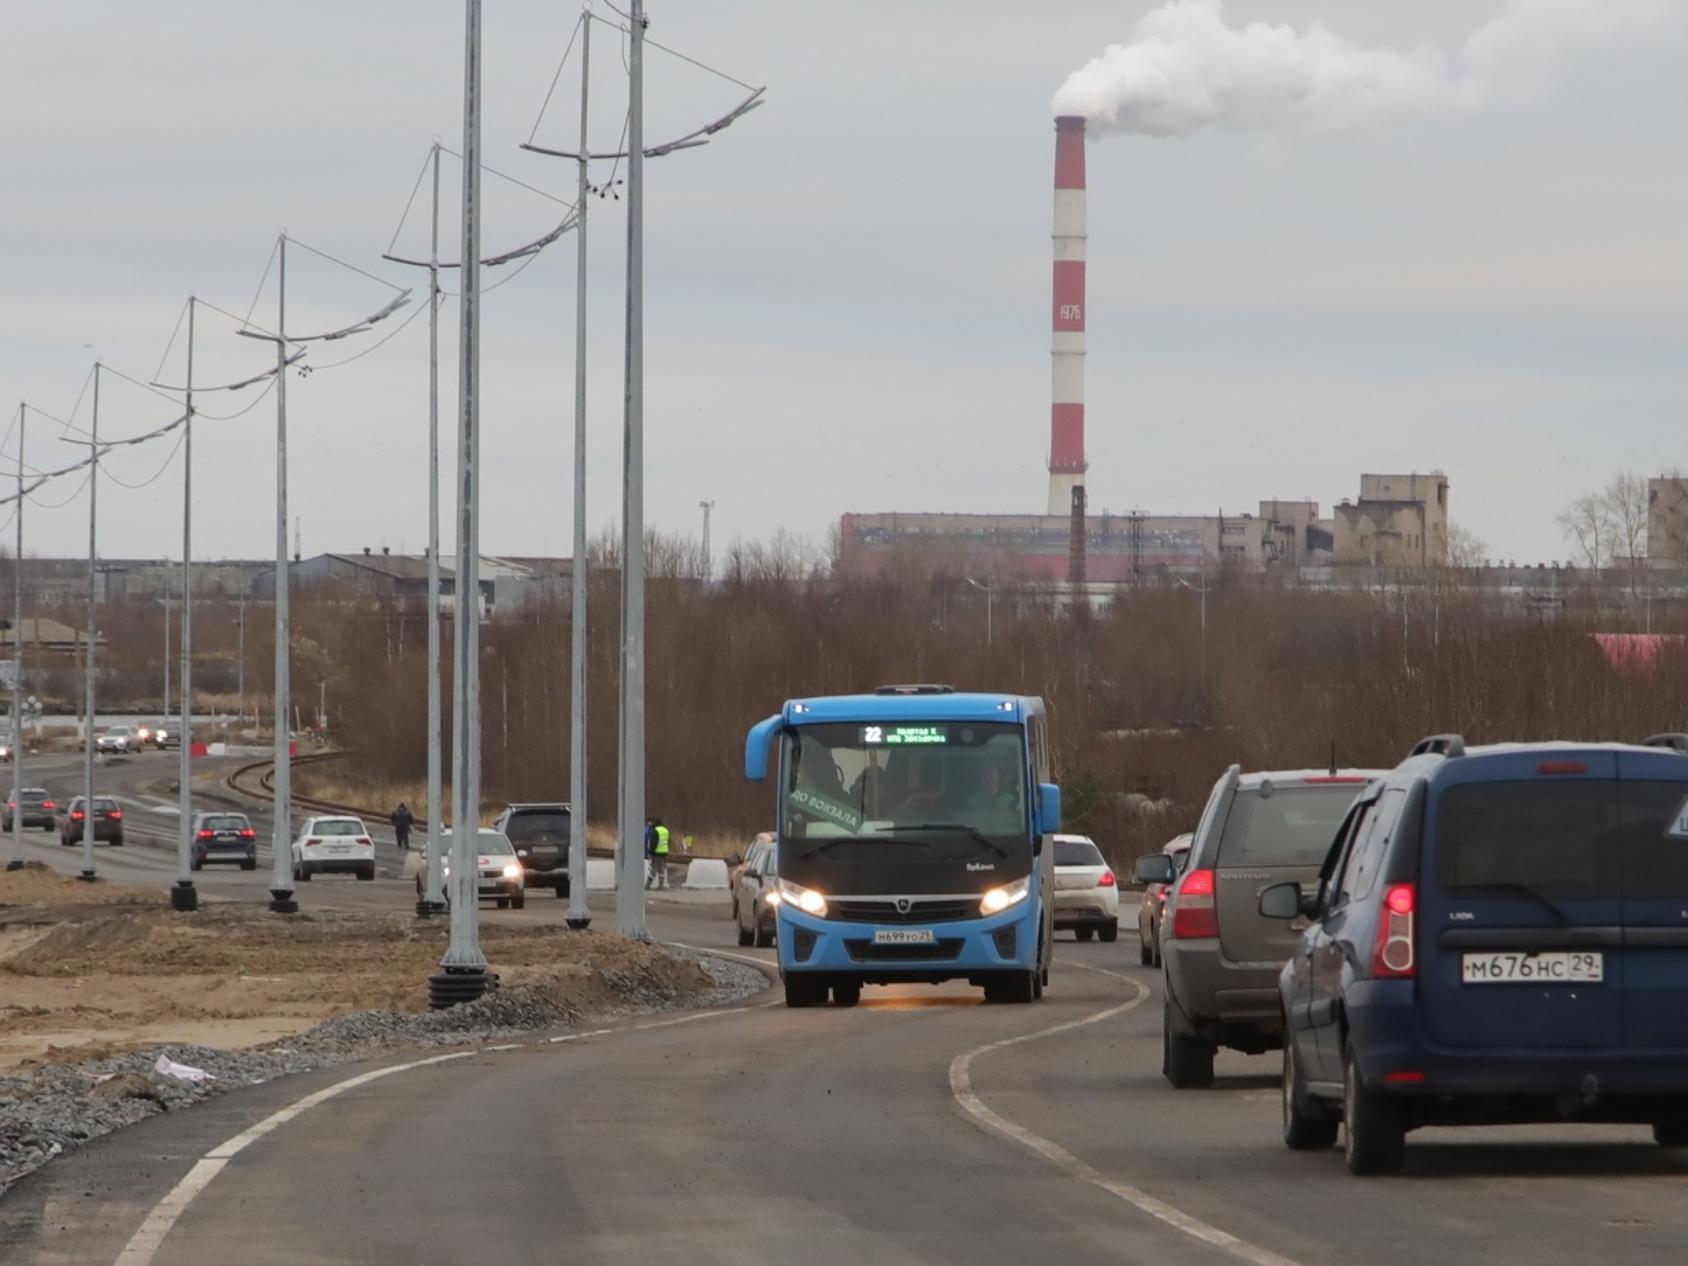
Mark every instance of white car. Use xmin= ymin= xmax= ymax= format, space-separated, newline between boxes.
xmin=426 ymin=828 xmax=525 ymax=909
xmin=95 ymin=725 xmax=139 ymax=755
xmin=1051 ymin=833 xmax=1119 ymax=942
xmin=291 ymin=815 xmax=376 ymax=882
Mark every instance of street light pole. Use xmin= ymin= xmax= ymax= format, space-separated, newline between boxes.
xmin=965 ymin=577 xmax=994 ymax=646
xmin=80 ymin=366 xmax=100 ymax=883
xmin=420 ymin=142 xmax=447 ymax=919
xmin=617 ymin=0 xmax=649 ymax=940
xmin=236 ymin=596 xmax=246 ymax=726
xmin=155 ymin=599 xmax=171 ymax=729
xmin=173 ymin=298 xmax=198 ymax=912
xmin=565 ymin=12 xmax=593 ymax=933
xmin=435 ymin=0 xmax=492 ymax=1005
xmin=7 ymin=405 xmax=25 ymax=873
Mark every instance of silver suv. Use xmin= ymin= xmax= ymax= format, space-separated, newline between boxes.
xmin=1138 ymin=765 xmax=1380 ymax=1088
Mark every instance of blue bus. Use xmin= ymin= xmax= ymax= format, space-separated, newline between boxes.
xmin=744 ymin=685 xmax=1062 ymax=1008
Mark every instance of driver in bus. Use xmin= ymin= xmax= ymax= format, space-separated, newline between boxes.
xmin=953 ymin=761 xmax=1022 ymax=829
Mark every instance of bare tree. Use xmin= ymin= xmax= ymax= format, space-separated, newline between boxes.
xmin=1603 ymin=472 xmax=1649 ymax=580
xmin=1558 ymin=492 xmax=1613 ymax=570
xmin=1447 ymin=525 xmax=1488 ymax=568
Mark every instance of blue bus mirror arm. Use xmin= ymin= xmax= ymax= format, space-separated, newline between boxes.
xmin=1037 ymin=783 xmax=1062 ymax=837
xmin=745 ymin=715 xmax=785 ymax=781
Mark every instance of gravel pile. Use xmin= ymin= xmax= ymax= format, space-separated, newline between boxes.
xmin=0 ymin=948 xmax=768 ymax=1199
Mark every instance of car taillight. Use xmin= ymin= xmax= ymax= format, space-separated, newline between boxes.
xmin=1098 ymin=870 xmax=1116 ymax=888
xmin=42 ymin=800 xmax=54 ymax=810
xmin=108 ymin=809 xmax=123 ymax=820
xmin=240 ymin=828 xmax=256 ymax=839
xmin=358 ymin=837 xmax=372 ymax=846
xmin=1171 ymin=868 xmax=1219 ymax=939
xmin=197 ymin=829 xmax=214 ymax=841
xmin=70 ymin=810 xmax=85 ymax=821
xmin=306 ymin=838 xmax=321 ymax=848
xmin=1372 ymin=882 xmax=1417 ymax=978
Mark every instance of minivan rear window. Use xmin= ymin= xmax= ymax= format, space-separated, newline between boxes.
xmin=1435 ymin=781 xmax=1620 ymax=900
xmin=1054 ymin=839 xmax=1104 ymax=867
xmin=1217 ymin=785 xmax=1359 ymax=868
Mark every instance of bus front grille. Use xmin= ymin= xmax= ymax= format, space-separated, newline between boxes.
xmin=830 ymin=899 xmax=977 ymax=924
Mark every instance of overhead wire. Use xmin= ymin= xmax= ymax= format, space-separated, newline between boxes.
xmin=27 ymin=470 xmax=92 ymax=511
xmin=151 ymin=297 xmax=191 ymax=383
xmin=438 ymin=147 xmax=572 ymax=207
xmin=101 ymin=427 xmax=186 ymax=491
xmin=243 ymin=237 xmax=280 ymax=329
xmin=527 ymin=11 xmax=586 ymax=146
xmin=285 ymin=234 xmax=408 ymax=294
xmin=300 ymin=297 xmax=428 ymax=370
xmin=386 ymin=146 xmax=436 ymax=257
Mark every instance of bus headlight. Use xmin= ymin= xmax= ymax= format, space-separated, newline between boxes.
xmin=777 ymin=878 xmax=827 ymax=917
xmin=980 ymin=876 xmax=1032 ymax=916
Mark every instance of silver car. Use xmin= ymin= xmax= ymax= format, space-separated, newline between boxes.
xmin=1051 ymin=834 xmax=1119 ymax=942
xmin=1140 ymin=766 xmax=1379 ymax=1088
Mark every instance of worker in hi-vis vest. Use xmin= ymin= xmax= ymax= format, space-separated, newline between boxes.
xmin=646 ymin=819 xmax=671 ymax=890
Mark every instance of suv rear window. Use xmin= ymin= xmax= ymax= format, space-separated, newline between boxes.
xmin=1435 ymin=781 xmax=1619 ymax=900
xmin=205 ymin=815 xmax=248 ymax=830
xmin=1217 ymin=785 xmax=1359 ymax=868
xmin=504 ymin=810 xmax=569 ymax=843
xmin=1622 ymin=781 xmax=1688 ymax=898
xmin=1054 ymin=839 xmax=1104 ymax=867
xmin=315 ymin=819 xmax=364 ymax=836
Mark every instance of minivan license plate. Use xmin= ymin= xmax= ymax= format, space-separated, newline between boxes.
xmin=873 ymin=929 xmax=935 ymax=946
xmin=1461 ymin=951 xmax=1603 ymax=984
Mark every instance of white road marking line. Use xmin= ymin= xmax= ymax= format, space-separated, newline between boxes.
xmin=950 ymin=961 xmax=1305 ymax=1266
xmin=634 ymin=1004 xmax=760 ymax=1031
xmin=546 ymin=1028 xmax=614 ymax=1045
xmin=484 ymin=1043 xmax=523 ymax=1052
xmin=114 ymin=1051 xmax=472 ymax=1266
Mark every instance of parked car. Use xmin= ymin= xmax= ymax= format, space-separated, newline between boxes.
xmin=1270 ymin=733 xmax=1688 ymax=1174
xmin=3 ymin=788 xmax=58 ymax=832
xmin=59 ymin=795 xmax=125 ymax=847
xmin=291 ymin=815 xmax=375 ymax=882
xmin=94 ymin=726 xmax=140 ymax=755
xmin=734 ymin=837 xmax=779 ymax=947
xmin=191 ymin=811 xmax=258 ymax=870
xmin=1140 ymin=765 xmax=1381 ymax=1088
xmin=431 ymin=828 xmax=525 ymax=909
xmin=0 ymin=735 xmax=12 ymax=763
xmin=1051 ymin=834 xmax=1119 ymax=942
xmin=730 ymin=835 xmax=775 ymax=927
xmin=1137 ymin=832 xmax=1193 ymax=965
xmin=492 ymin=803 xmax=570 ymax=897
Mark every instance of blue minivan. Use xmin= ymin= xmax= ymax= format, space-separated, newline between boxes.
xmin=1267 ymin=733 xmax=1688 ymax=1174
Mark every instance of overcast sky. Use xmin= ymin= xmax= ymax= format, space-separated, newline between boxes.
xmin=4 ymin=1 xmax=1687 ymax=565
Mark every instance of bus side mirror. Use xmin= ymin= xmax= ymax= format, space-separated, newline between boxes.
xmin=1037 ymin=783 xmax=1061 ymax=836
xmin=744 ymin=715 xmax=783 ymax=781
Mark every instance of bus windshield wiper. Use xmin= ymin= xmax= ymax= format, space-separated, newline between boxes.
xmin=1448 ymin=880 xmax=1572 ymax=926
xmin=882 ymin=824 xmax=1009 ymax=857
xmin=801 ymin=835 xmax=932 ymax=854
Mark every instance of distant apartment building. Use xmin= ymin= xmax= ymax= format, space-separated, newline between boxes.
xmin=1648 ymin=478 xmax=1688 ymax=565
xmin=1332 ymin=473 xmax=1449 ymax=567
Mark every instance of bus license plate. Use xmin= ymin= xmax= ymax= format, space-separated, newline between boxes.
xmin=1461 ymin=951 xmax=1603 ymax=984
xmin=873 ymin=929 xmax=935 ymax=946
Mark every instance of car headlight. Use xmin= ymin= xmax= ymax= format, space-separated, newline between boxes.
xmin=501 ymin=862 xmax=522 ymax=880
xmin=777 ymin=877 xmax=827 ymax=917
xmin=517 ymin=849 xmax=529 ymax=858
xmin=764 ymin=889 xmax=782 ymax=907
xmin=980 ymin=876 xmax=1032 ymax=916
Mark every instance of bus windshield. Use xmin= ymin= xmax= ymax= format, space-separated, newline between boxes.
xmin=783 ymin=721 xmax=1028 ymax=844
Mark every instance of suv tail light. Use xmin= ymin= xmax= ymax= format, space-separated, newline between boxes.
xmin=305 ymin=838 xmax=321 ymax=848
xmin=196 ymin=829 xmax=214 ymax=841
xmin=70 ymin=810 xmax=86 ymax=821
xmin=108 ymin=809 xmax=123 ymax=820
xmin=357 ymin=837 xmax=372 ymax=846
xmin=239 ymin=828 xmax=257 ymax=840
xmin=1171 ymin=868 xmax=1219 ymax=940
xmin=41 ymin=800 xmax=55 ymax=811
xmin=1372 ymin=883 xmax=1417 ymax=978
xmin=1098 ymin=870 xmax=1116 ymax=888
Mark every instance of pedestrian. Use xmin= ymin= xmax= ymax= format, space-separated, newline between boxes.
xmin=391 ymin=802 xmax=414 ymax=852
xmin=643 ymin=817 xmax=656 ymax=888
xmin=650 ymin=818 xmax=671 ymax=890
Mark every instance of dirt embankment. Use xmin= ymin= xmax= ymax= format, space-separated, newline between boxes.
xmin=0 ymin=863 xmax=710 ymax=1073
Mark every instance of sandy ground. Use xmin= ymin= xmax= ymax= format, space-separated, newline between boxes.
xmin=0 ymin=863 xmax=709 ymax=1073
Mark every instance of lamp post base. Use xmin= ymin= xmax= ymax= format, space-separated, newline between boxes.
xmin=5 ymin=859 xmax=24 ymax=872
xmin=564 ymin=911 xmax=592 ymax=931
xmin=77 ymin=870 xmax=98 ymax=883
xmin=428 ymin=967 xmax=496 ymax=1010
xmin=170 ymin=881 xmax=199 ymax=912
xmin=415 ymin=897 xmax=434 ymax=918
xmin=268 ymin=888 xmax=299 ymax=914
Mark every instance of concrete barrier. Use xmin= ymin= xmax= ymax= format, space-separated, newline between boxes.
xmin=586 ymin=858 xmax=617 ymax=890
xmin=682 ymin=858 xmax=730 ymax=890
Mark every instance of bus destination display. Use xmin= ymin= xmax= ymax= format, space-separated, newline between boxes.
xmin=862 ymin=725 xmax=948 ymax=746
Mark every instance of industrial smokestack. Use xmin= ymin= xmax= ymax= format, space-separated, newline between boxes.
xmin=1048 ymin=115 xmax=1087 ymax=516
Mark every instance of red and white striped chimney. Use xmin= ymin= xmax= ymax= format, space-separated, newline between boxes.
xmin=1048 ymin=115 xmax=1087 ymax=515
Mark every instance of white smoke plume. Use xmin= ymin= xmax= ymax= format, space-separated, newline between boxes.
xmin=1053 ymin=0 xmax=1666 ymax=137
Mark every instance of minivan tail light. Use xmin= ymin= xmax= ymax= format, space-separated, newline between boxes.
xmin=1373 ymin=882 xmax=1417 ymax=978
xmin=1172 ymin=868 xmax=1219 ymax=940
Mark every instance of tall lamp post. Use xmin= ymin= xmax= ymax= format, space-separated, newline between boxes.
xmin=6 ymin=405 xmax=27 ymax=874
xmin=964 ymin=576 xmax=994 ymax=647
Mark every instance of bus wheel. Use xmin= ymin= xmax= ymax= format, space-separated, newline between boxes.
xmin=784 ymin=977 xmax=826 ymax=1008
xmin=984 ymin=972 xmax=1035 ymax=1004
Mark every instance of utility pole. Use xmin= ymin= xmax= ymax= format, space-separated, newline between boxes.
xmin=965 ymin=577 xmax=994 ymax=646
xmin=155 ymin=598 xmax=171 ymax=727
xmin=236 ymin=596 xmax=246 ymax=726
xmin=80 ymin=366 xmax=100 ymax=883
xmin=565 ymin=12 xmax=593 ymax=932
xmin=267 ymin=241 xmax=298 ymax=914
xmin=435 ymin=0 xmax=492 ymax=1006
xmin=173 ymin=299 xmax=198 ymax=911
xmin=699 ymin=499 xmax=714 ymax=581
xmin=423 ymin=143 xmax=446 ymax=918
xmin=7 ymin=405 xmax=25 ymax=873
xmin=617 ymin=0 xmax=649 ymax=939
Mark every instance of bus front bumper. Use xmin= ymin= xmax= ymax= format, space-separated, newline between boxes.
xmin=775 ymin=901 xmax=1038 ymax=984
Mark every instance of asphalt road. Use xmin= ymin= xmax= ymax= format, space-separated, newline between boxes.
xmin=5 ymin=771 xmax=1688 ymax=1264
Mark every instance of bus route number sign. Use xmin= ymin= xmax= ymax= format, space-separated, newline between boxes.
xmin=863 ymin=725 xmax=947 ymax=746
